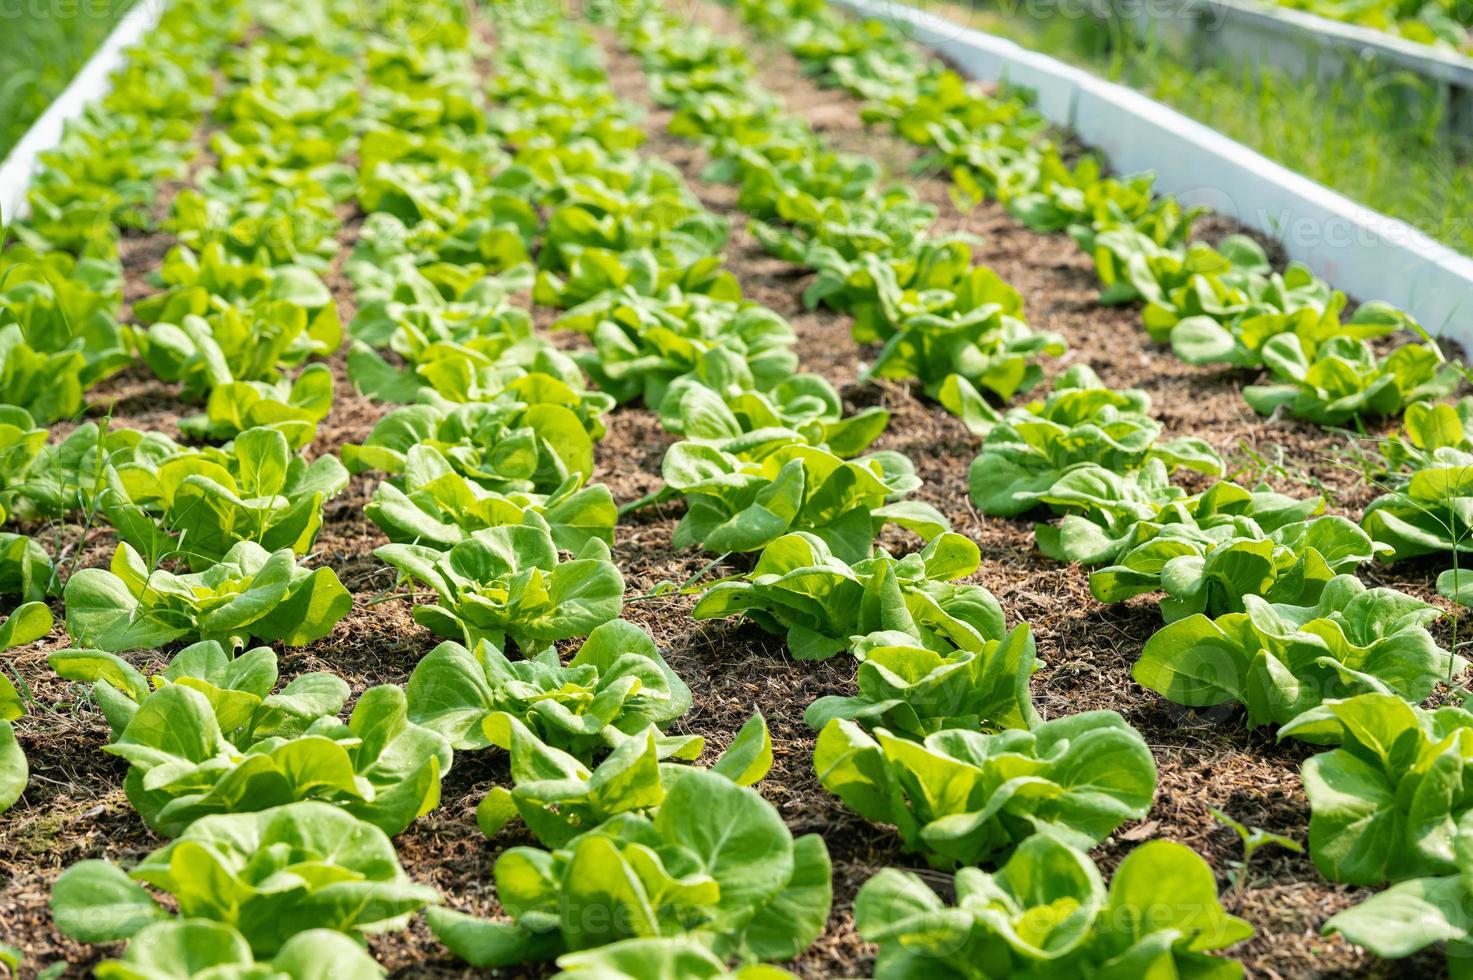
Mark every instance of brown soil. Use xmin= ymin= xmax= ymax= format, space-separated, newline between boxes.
xmin=0 ymin=4 xmax=1454 ymax=980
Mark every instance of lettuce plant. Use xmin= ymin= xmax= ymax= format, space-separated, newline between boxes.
xmin=0 ymin=244 xmax=123 ymax=349
xmin=0 ymin=534 xmax=52 ymax=602
xmin=0 ymin=247 xmax=131 ymax=422
xmin=0 ymin=420 xmax=181 ymax=523
xmin=693 ymin=531 xmax=1006 ymax=661
xmin=1033 ymin=460 xmax=1323 ymax=566
xmin=92 ymin=920 xmax=384 ymax=980
xmin=813 ymin=711 xmax=1156 ymax=867
xmin=799 ymin=239 xmax=972 ymax=340
xmin=0 ymin=406 xmax=47 ymax=521
xmin=1007 ymin=154 xmax=1191 ymax=250
xmin=134 ymin=244 xmax=343 ymax=395
xmin=1135 ymin=575 xmax=1459 ymax=729
xmin=1091 ymin=514 xmax=1389 ymax=621
xmin=1089 ymin=232 xmax=1271 ymax=324
xmin=800 ymin=242 xmax=1066 ymax=403
xmin=346 ymin=206 xmax=533 ymax=288
xmin=858 ymin=264 xmax=1066 ymax=403
xmin=555 ymin=289 xmax=798 ymax=406
xmin=406 ymin=619 xmax=691 ymax=761
xmin=17 ymin=98 xmax=212 ymax=258
xmin=347 ymin=322 xmax=606 ymax=414
xmin=50 ymin=802 xmax=439 ymax=955
xmin=1378 ymin=397 xmax=1473 ymax=473
xmin=1244 ymin=336 xmax=1458 ymax=425
xmin=366 ymin=445 xmax=615 ymax=554
xmin=0 ymin=326 xmax=86 ymax=425
xmin=101 ymin=426 xmax=348 ymax=568
xmin=1280 ymin=694 xmax=1473 ymax=886
xmin=553 ymin=938 xmax=797 ymax=979
xmin=711 ymin=133 xmax=878 ymax=221
xmin=967 ymin=365 xmax=1221 ymax=515
xmin=657 ymin=369 xmax=889 ymax=460
xmin=0 ymin=603 xmax=53 ymax=814
xmin=855 ymin=835 xmax=1251 ymax=978
xmin=473 ymin=718 xmax=766 ymax=847
xmin=748 ymin=188 xmax=939 ymax=264
xmin=178 ymin=363 xmax=334 ymax=449
xmin=533 ymin=172 xmax=728 ymax=276
xmin=805 ymin=624 xmax=1039 ymax=738
xmin=49 ymin=641 xmax=449 ymax=835
xmin=344 ymin=398 xmax=600 ymax=496
xmin=524 ymin=154 xmax=735 ymax=311
xmin=1323 ymin=810 xmax=1473 ymax=975
xmin=63 ymin=541 xmax=351 ymax=652
xmin=1087 ymin=231 xmax=1374 ymax=366
xmin=348 ymin=252 xmax=534 ymax=348
xmin=534 ymin=247 xmax=740 ymax=310
xmin=663 ymin=443 xmax=947 ymax=563
xmin=428 ymin=767 xmax=829 ymax=969
xmin=1362 ymin=447 xmax=1473 ymax=561
xmin=376 ymin=517 xmax=624 ymax=651
xmin=169 ymin=179 xmax=340 ymax=271
xmin=347 ymin=273 xmax=533 ymax=357
xmin=0 ymin=411 xmax=53 ymax=597
xmin=355 ymin=156 xmax=506 ymax=234
xmin=1167 ymin=291 xmax=1405 ymax=370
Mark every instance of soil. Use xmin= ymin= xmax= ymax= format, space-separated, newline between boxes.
xmin=0 ymin=2 xmax=1455 ymax=979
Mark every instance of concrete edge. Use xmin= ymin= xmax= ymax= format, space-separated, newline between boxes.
xmin=1199 ymin=0 xmax=1473 ymax=87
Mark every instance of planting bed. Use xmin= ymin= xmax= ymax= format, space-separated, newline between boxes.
xmin=1 ymin=0 xmax=1470 ymax=977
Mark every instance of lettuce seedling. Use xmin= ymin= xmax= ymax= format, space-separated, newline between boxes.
xmin=1092 ymin=514 xmax=1389 ymax=621
xmin=1282 ymin=694 xmax=1473 ymax=886
xmin=428 ymin=767 xmax=829 ymax=968
xmin=663 ymin=442 xmax=948 ymax=563
xmin=967 ymin=364 xmax=1221 ymax=516
xmin=93 ymin=920 xmax=385 ymax=980
xmin=366 ymin=445 xmax=615 ymax=554
xmin=50 ymin=641 xmax=449 ymax=835
xmin=1136 ymin=575 xmax=1459 ymax=728
xmin=101 ymin=426 xmax=348 ymax=569
xmin=813 ymin=711 xmax=1156 ymax=867
xmin=0 ymin=602 xmax=53 ymax=814
xmin=855 ymin=835 xmax=1251 ymax=977
xmin=406 ymin=619 xmax=691 ymax=761
xmin=805 ymin=623 xmax=1039 ymax=737
xmin=63 ymin=541 xmax=351 ymax=652
xmin=376 ymin=516 xmax=624 ymax=651
xmin=50 ymin=802 xmax=439 ymax=955
xmin=693 ymin=531 xmax=1005 ymax=661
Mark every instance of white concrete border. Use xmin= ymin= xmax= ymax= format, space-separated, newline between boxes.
xmin=1199 ymin=0 xmax=1473 ymax=89
xmin=838 ymin=0 xmax=1473 ymax=343
xmin=1106 ymin=0 xmax=1473 ymax=137
xmin=0 ymin=0 xmax=169 ymax=227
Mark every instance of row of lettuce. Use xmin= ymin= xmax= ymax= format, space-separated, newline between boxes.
xmin=612 ymin=0 xmax=1473 ymax=973
xmin=0 ymin=0 xmax=1469 ymax=977
xmin=1 ymin=0 xmax=435 ymax=975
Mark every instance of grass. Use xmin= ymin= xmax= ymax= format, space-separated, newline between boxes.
xmin=0 ymin=0 xmax=137 ymax=160
xmin=946 ymin=2 xmax=1473 ymax=258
